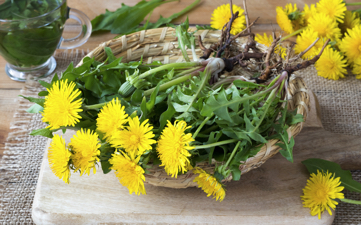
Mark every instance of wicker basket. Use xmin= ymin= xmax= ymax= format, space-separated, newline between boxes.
xmin=78 ymin=27 xmax=310 ymax=189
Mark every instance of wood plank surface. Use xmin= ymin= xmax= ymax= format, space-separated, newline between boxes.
xmin=33 ymin=125 xmax=361 ymax=224
xmin=31 ymin=130 xmax=330 ymax=225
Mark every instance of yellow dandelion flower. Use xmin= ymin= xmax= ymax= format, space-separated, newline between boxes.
xmin=339 ymin=25 xmax=361 ymax=64
xmin=352 ymin=58 xmax=361 ymax=79
xmin=210 ymin=4 xmax=246 ymax=35
xmin=294 ymin=28 xmax=325 ymax=60
xmin=303 ymin=4 xmax=317 ymax=25
xmin=41 ymin=80 xmax=82 ymax=130
xmin=48 ymin=134 xmax=71 ymax=184
xmin=96 ymin=98 xmax=128 ymax=141
xmin=110 ymin=117 xmax=155 ymax=159
xmin=276 ymin=4 xmax=304 ymax=34
xmin=315 ymin=46 xmax=347 ymax=80
xmin=255 ymin=33 xmax=287 ymax=59
xmin=109 ymin=152 xmax=146 ymax=195
xmin=308 ymin=13 xmax=342 ymax=41
xmin=193 ymin=167 xmax=226 ymax=202
xmin=157 ymin=120 xmax=194 ymax=178
xmin=301 ymin=170 xmax=344 ymax=219
xmin=339 ymin=11 xmax=361 ymax=35
xmin=255 ymin=33 xmax=273 ymax=47
xmin=69 ymin=129 xmax=100 ymax=176
xmin=316 ymin=0 xmax=346 ymax=23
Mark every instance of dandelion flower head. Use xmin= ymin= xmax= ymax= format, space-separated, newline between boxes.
xmin=193 ymin=167 xmax=226 ymax=202
xmin=303 ymin=4 xmax=317 ymax=24
xmin=308 ymin=13 xmax=341 ymax=41
xmin=339 ymin=25 xmax=361 ymax=64
xmin=294 ymin=28 xmax=325 ymax=60
xmin=339 ymin=11 xmax=361 ymax=35
xmin=157 ymin=120 xmax=194 ymax=178
xmin=316 ymin=0 xmax=346 ymax=23
xmin=96 ymin=98 xmax=128 ymax=141
xmin=315 ymin=46 xmax=347 ymax=80
xmin=301 ymin=170 xmax=344 ymax=219
xmin=109 ymin=152 xmax=146 ymax=195
xmin=255 ymin=33 xmax=287 ymax=59
xmin=69 ymin=129 xmax=100 ymax=176
xmin=110 ymin=117 xmax=155 ymax=159
xmin=48 ymin=134 xmax=71 ymax=184
xmin=210 ymin=4 xmax=246 ymax=35
xmin=276 ymin=4 xmax=304 ymax=34
xmin=41 ymin=79 xmax=82 ymax=130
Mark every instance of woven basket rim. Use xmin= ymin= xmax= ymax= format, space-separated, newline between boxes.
xmin=77 ymin=27 xmax=310 ymax=188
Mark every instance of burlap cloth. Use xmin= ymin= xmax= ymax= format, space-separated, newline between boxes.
xmin=0 ymin=50 xmax=360 ymax=224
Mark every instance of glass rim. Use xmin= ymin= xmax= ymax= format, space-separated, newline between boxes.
xmin=0 ymin=0 xmax=66 ymax=23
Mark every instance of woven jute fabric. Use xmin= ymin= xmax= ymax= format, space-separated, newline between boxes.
xmin=296 ymin=66 xmax=361 ymax=136
xmin=0 ymin=49 xmax=360 ymax=223
xmin=0 ymin=49 xmax=88 ymax=224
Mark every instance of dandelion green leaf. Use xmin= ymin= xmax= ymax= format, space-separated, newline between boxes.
xmin=19 ymin=95 xmax=45 ymax=107
xmin=302 ymin=158 xmax=361 ymax=193
xmin=30 ymin=128 xmax=53 ymax=138
xmin=26 ymin=103 xmax=44 ymax=114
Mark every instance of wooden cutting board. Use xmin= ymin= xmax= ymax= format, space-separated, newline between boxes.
xmin=32 ymin=92 xmax=361 ymax=225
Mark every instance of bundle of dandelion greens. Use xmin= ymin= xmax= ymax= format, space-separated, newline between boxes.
xmin=272 ymin=0 xmax=361 ymax=80
xmin=23 ymin=0 xmax=328 ymax=201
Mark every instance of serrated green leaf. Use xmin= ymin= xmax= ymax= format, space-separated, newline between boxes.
xmin=244 ymin=114 xmax=255 ymax=132
xmin=26 ymin=103 xmax=43 ymax=114
xmin=206 ymin=131 xmax=223 ymax=163
xmin=230 ymin=164 xmax=242 ymax=181
xmin=111 ymin=0 xmax=167 ymax=34
xmin=104 ymin=47 xmax=117 ymax=63
xmin=62 ymin=72 xmax=80 ymax=82
xmin=131 ymin=89 xmax=144 ymax=105
xmin=101 ymin=160 xmax=112 ymax=174
xmin=140 ymin=96 xmax=148 ymax=123
xmin=20 ymin=95 xmax=45 ymax=107
xmin=82 ymin=76 xmax=102 ymax=97
xmin=146 ymin=83 xmax=160 ymax=111
xmin=233 ymin=80 xmax=265 ymax=88
xmin=38 ymin=80 xmax=51 ymax=89
xmin=38 ymin=91 xmax=48 ymax=97
xmin=30 ymin=128 xmax=53 ymax=138
xmin=302 ymin=158 xmax=361 ymax=193
xmin=247 ymin=132 xmax=267 ymax=143
xmin=275 ymin=129 xmax=294 ymax=163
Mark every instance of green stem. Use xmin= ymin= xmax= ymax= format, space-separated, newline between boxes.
xmin=340 ymin=198 xmax=361 ymax=205
xmin=176 ymin=26 xmax=191 ymax=62
xmin=237 ymin=97 xmax=265 ymax=116
xmin=253 ymin=88 xmax=277 ymax=132
xmin=181 ymin=69 xmax=210 ymax=115
xmin=144 ymin=73 xmax=192 ymax=96
xmin=194 ymin=139 xmax=238 ymax=149
xmin=173 ymin=66 xmax=202 ymax=79
xmin=139 ymin=62 xmax=200 ymax=79
xmin=346 ymin=2 xmax=361 ymax=5
xmin=192 ymin=114 xmax=213 ymax=139
xmin=83 ymin=102 xmax=107 ymax=110
xmin=144 ymin=67 xmax=204 ymax=96
xmin=280 ymin=27 xmax=305 ymax=41
xmin=224 ymin=141 xmax=241 ymax=169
